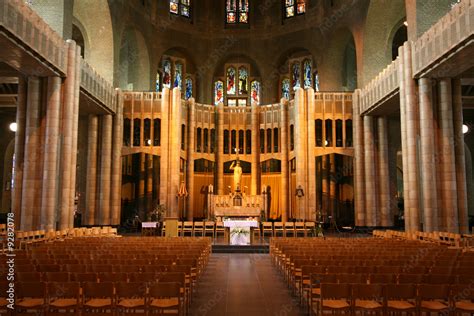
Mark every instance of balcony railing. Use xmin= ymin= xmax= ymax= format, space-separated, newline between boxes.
xmin=81 ymin=59 xmax=116 ymax=113
xmin=359 ymin=58 xmax=400 ymax=115
xmin=412 ymin=0 xmax=474 ymax=77
xmin=0 ymin=0 xmax=66 ymax=74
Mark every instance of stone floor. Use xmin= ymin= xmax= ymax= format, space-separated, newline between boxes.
xmin=189 ymin=254 xmax=307 ymax=316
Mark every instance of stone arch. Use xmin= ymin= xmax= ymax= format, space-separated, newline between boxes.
xmin=71 ymin=17 xmax=89 ymax=58
xmin=319 ymin=28 xmax=357 ymax=91
xmin=73 ymin=0 xmax=114 ymax=82
xmin=118 ymin=27 xmax=151 ymax=91
xmin=361 ymin=0 xmax=405 ymax=86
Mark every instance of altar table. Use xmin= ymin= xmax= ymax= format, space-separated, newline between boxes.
xmin=223 ymin=220 xmax=258 ymax=245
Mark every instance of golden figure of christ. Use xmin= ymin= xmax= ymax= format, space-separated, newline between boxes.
xmin=230 ymin=148 xmax=243 ymax=192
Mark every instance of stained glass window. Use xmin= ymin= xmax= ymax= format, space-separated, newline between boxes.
xmin=227 ymin=0 xmax=249 ymax=24
xmin=214 ymin=81 xmax=224 ymax=105
xmin=163 ymin=60 xmax=171 ymax=89
xmin=227 ymin=67 xmax=236 ymax=95
xmin=155 ymin=72 xmax=161 ymax=92
xmin=292 ymin=62 xmax=301 ymax=90
xmin=185 ymin=77 xmax=193 ymax=100
xmin=238 ymin=67 xmax=248 ymax=94
xmin=251 ymin=80 xmax=260 ymax=104
xmin=170 ymin=0 xmax=191 ymax=18
xmin=303 ymin=59 xmax=312 ymax=88
xmin=314 ymin=70 xmax=320 ymax=92
xmin=285 ymin=0 xmax=305 ymax=18
xmin=174 ymin=62 xmax=183 ymax=89
xmin=282 ymin=78 xmax=290 ymax=99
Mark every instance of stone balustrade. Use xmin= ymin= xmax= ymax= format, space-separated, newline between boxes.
xmin=0 ymin=0 xmax=67 ymax=74
xmin=81 ymin=59 xmax=116 ymax=113
xmin=412 ymin=0 xmax=474 ymax=77
xmin=359 ymin=58 xmax=400 ymax=115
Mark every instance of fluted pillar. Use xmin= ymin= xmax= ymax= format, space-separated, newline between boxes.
xmin=377 ymin=117 xmax=392 ymax=227
xmin=438 ymin=79 xmax=459 ymax=232
xmin=251 ymin=102 xmax=259 ymax=195
xmin=364 ymin=116 xmax=377 ymax=227
xmin=452 ymin=79 xmax=469 ymax=233
xmin=110 ymin=90 xmax=123 ymax=225
xmin=216 ymin=103 xmax=224 ymax=195
xmin=159 ymin=88 xmax=170 ymax=209
xmin=186 ymin=98 xmax=196 ymax=220
xmin=85 ymin=115 xmax=98 ymax=225
xmin=280 ymin=99 xmax=289 ymax=222
xmin=40 ymin=76 xmax=61 ymax=231
xmin=403 ymin=42 xmax=420 ymax=231
xmin=59 ymin=40 xmax=77 ymax=229
xmin=20 ymin=77 xmax=41 ymax=231
xmin=168 ymin=87 xmax=182 ymax=217
xmin=294 ymin=88 xmax=307 ymax=220
xmin=12 ymin=77 xmax=27 ymax=226
xmin=99 ymin=115 xmax=113 ymax=225
xmin=352 ymin=90 xmax=365 ymax=226
xmin=306 ymin=88 xmax=316 ymax=220
xmin=418 ymin=78 xmax=438 ymax=232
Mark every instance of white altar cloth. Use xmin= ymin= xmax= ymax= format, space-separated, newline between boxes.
xmin=224 ymin=220 xmax=258 ymax=245
xmin=141 ymin=222 xmax=158 ymax=228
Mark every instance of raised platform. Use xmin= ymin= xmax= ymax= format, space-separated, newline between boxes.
xmin=212 ymin=244 xmax=269 ymax=254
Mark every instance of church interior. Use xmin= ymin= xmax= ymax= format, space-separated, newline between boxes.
xmin=1 ymin=0 xmax=474 ymax=315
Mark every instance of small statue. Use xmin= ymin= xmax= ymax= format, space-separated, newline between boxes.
xmin=230 ymin=157 xmax=242 ymax=192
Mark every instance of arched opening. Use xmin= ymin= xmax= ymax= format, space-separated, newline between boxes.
xmin=392 ymin=23 xmax=408 ymax=60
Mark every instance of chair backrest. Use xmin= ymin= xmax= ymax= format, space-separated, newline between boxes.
xmin=274 ymin=222 xmax=283 ymax=229
xmin=321 ymin=283 xmax=351 ymax=299
xmin=418 ymin=284 xmax=450 ymax=300
xmin=149 ymin=282 xmax=181 ymax=298
xmin=48 ymin=282 xmax=80 ymax=299
xmin=284 ymin=222 xmax=294 ymax=229
xmin=352 ymin=283 xmax=384 ymax=300
xmin=385 ymin=284 xmax=416 ymax=299
xmin=83 ymin=282 xmax=114 ymax=298
xmin=263 ymin=222 xmax=273 ymax=229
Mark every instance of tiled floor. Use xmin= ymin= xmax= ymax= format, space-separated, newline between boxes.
xmin=190 ymin=254 xmax=306 ymax=316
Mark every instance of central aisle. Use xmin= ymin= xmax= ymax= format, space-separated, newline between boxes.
xmin=190 ymin=253 xmax=306 ymax=316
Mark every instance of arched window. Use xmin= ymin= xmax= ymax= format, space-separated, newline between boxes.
xmin=281 ymin=78 xmax=290 ymax=99
xmin=250 ymin=80 xmax=260 ymax=104
xmin=185 ymin=77 xmax=193 ymax=100
xmin=214 ymin=81 xmax=224 ymax=105
xmin=314 ymin=69 xmax=320 ymax=92
xmin=174 ymin=62 xmax=183 ymax=89
xmin=291 ymin=62 xmax=301 ymax=90
xmin=155 ymin=71 xmax=161 ymax=92
xmin=284 ymin=0 xmax=305 ymax=19
xmin=226 ymin=0 xmax=249 ymax=24
xmin=163 ymin=60 xmax=171 ymax=89
xmin=238 ymin=66 xmax=248 ymax=94
xmin=170 ymin=0 xmax=191 ymax=18
xmin=227 ymin=67 xmax=236 ymax=95
xmin=303 ymin=59 xmax=312 ymax=88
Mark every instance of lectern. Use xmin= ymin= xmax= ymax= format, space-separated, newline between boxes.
xmin=164 ymin=217 xmax=179 ymax=237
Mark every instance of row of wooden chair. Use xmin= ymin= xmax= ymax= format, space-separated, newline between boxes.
xmin=1 ymin=281 xmax=185 ymax=316
xmin=372 ymin=229 xmax=474 ymax=248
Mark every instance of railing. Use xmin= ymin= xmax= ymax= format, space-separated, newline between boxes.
xmin=359 ymin=58 xmax=400 ymax=114
xmin=0 ymin=0 xmax=66 ymax=74
xmin=412 ymin=0 xmax=474 ymax=77
xmin=81 ymin=59 xmax=116 ymax=113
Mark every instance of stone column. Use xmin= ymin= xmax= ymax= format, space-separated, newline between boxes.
xmin=352 ymin=90 xmax=365 ymax=226
xmin=280 ymin=99 xmax=289 ymax=222
xmin=12 ymin=77 xmax=27 ymax=226
xmin=329 ymin=154 xmax=337 ymax=223
xmin=20 ymin=77 xmax=41 ymax=231
xmin=306 ymin=88 xmax=316 ymax=220
xmin=110 ymin=90 xmax=123 ymax=225
xmin=452 ymin=79 xmax=469 ymax=233
xmin=418 ymin=78 xmax=438 ymax=232
xmin=168 ymin=87 xmax=182 ymax=217
xmin=99 ymin=115 xmax=113 ymax=225
xmin=251 ymin=102 xmax=259 ymax=195
xmin=438 ymin=79 xmax=459 ymax=232
xmin=85 ymin=115 xmax=98 ymax=225
xmin=58 ymin=41 xmax=76 ymax=229
xmin=40 ymin=76 xmax=61 ymax=231
xmin=294 ymin=88 xmax=307 ymax=219
xmin=403 ymin=42 xmax=420 ymax=231
xmin=216 ymin=103 xmax=224 ymax=195
xmin=322 ymin=155 xmax=329 ymax=218
xmin=159 ymin=88 xmax=170 ymax=208
xmin=186 ymin=98 xmax=195 ymax=220
xmin=377 ymin=117 xmax=392 ymax=227
xmin=364 ymin=116 xmax=377 ymax=227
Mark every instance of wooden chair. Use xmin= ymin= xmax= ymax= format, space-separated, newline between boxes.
xmin=193 ymin=221 xmax=204 ymax=237
xmin=116 ymin=282 xmax=147 ymax=314
xmin=309 ymin=274 xmax=338 ymax=315
xmin=262 ymin=222 xmax=273 ymax=239
xmin=294 ymin=222 xmax=305 ymax=237
xmin=215 ymin=221 xmax=226 ymax=241
xmin=148 ymin=282 xmax=182 ymax=315
xmin=182 ymin=221 xmax=193 ymax=237
xmin=82 ymin=282 xmax=115 ymax=315
xmin=47 ymin=282 xmax=81 ymax=316
xmin=305 ymin=221 xmax=316 ymax=237
xmin=418 ymin=284 xmax=450 ymax=315
xmin=283 ymin=222 xmax=295 ymax=237
xmin=451 ymin=284 xmax=474 ymax=315
xmin=16 ymin=282 xmax=47 ymax=315
xmin=320 ymin=283 xmax=352 ymax=315
xmin=352 ymin=283 xmax=384 ymax=314
xmin=204 ymin=221 xmax=215 ymax=239
xmin=385 ymin=284 xmax=417 ymax=315
xmin=274 ymin=222 xmax=284 ymax=237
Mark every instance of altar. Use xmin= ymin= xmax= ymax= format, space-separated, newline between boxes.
xmin=223 ymin=220 xmax=258 ymax=245
xmin=210 ymin=192 xmax=264 ymax=218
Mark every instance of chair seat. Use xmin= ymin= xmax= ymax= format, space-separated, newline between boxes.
xmin=17 ymin=298 xmax=44 ymax=308
xmin=50 ymin=298 xmax=78 ymax=308
xmin=456 ymin=300 xmax=474 ymax=311
xmin=421 ymin=300 xmax=449 ymax=310
xmin=312 ymin=288 xmax=321 ymax=295
xmin=118 ymin=298 xmax=145 ymax=308
xmin=85 ymin=298 xmax=112 ymax=308
xmin=0 ymin=298 xmax=7 ymax=307
xmin=150 ymin=298 xmax=179 ymax=308
xmin=387 ymin=300 xmax=415 ymax=310
xmin=322 ymin=299 xmax=350 ymax=309
xmin=355 ymin=299 xmax=383 ymax=309
xmin=303 ymin=279 xmax=311 ymax=285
